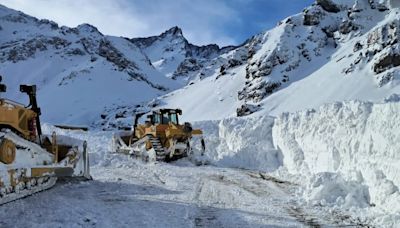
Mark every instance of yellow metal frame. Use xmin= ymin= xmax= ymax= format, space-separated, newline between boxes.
xmin=0 ymin=99 xmax=37 ymax=141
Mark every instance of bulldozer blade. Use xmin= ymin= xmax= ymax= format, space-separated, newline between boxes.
xmin=54 ymin=167 xmax=74 ymax=177
xmin=55 ymin=140 xmax=91 ymax=179
xmin=54 ymin=125 xmax=89 ymax=131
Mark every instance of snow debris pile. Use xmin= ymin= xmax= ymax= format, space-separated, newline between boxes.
xmin=304 ymin=172 xmax=371 ymax=208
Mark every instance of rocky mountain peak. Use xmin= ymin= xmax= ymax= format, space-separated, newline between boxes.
xmin=162 ymin=26 xmax=183 ymax=37
xmin=130 ymin=26 xmax=236 ymax=83
xmin=131 ymin=26 xmax=187 ymax=49
xmin=76 ymin=23 xmax=102 ymax=35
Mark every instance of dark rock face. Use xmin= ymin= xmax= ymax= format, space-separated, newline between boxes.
xmin=303 ymin=14 xmax=318 ymax=26
xmin=39 ymin=19 xmax=59 ymax=30
xmin=335 ymin=16 xmax=400 ymax=86
xmin=369 ymin=0 xmax=389 ymax=11
xmin=304 ymin=11 xmax=322 ymax=26
xmin=317 ymin=0 xmax=341 ymax=13
xmin=66 ymin=48 xmax=86 ymax=56
xmin=238 ymin=81 xmax=281 ymax=103
xmin=0 ymin=36 xmax=71 ymax=63
xmin=227 ymin=59 xmax=243 ymax=68
xmin=98 ymin=39 xmax=136 ymax=71
xmin=361 ymin=20 xmax=400 ymax=81
xmin=172 ymin=58 xmax=203 ymax=79
xmin=339 ymin=20 xmax=359 ymax=34
xmin=374 ymin=52 xmax=400 ymax=74
xmin=236 ymin=103 xmax=260 ymax=117
xmin=354 ymin=42 xmax=363 ymax=52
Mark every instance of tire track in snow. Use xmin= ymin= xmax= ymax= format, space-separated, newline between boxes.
xmin=191 ymin=178 xmax=225 ymax=228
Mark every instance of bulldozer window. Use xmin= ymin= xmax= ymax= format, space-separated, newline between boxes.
xmin=170 ymin=113 xmax=178 ymax=124
xmin=154 ymin=112 xmax=179 ymax=124
xmin=154 ymin=114 xmax=161 ymax=124
xmin=162 ymin=113 xmax=169 ymax=124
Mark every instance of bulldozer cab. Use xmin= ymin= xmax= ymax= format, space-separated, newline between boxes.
xmin=149 ymin=109 xmax=182 ymax=125
xmin=131 ymin=109 xmax=183 ymax=143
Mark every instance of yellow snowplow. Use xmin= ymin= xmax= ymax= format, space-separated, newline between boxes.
xmin=0 ymin=76 xmax=90 ymax=205
xmin=112 ymin=109 xmax=205 ymax=162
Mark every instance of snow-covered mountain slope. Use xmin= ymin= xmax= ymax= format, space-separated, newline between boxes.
xmin=131 ymin=26 xmax=235 ymax=84
xmin=2 ymin=0 xmax=400 ymax=127
xmin=0 ymin=4 xmax=180 ymax=125
xmin=159 ymin=0 xmax=400 ymax=121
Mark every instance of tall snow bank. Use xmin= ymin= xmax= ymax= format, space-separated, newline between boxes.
xmin=194 ymin=116 xmax=282 ymax=172
xmin=273 ymin=98 xmax=400 ymax=214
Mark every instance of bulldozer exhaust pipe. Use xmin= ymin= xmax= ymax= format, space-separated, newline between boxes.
xmin=0 ymin=75 xmax=6 ymax=93
xmin=20 ymin=84 xmax=43 ymax=143
xmin=82 ymin=140 xmax=91 ymax=180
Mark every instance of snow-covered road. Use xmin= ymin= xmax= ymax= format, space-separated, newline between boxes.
xmin=0 ymin=158 xmax=365 ymax=228
xmin=0 ymin=122 xmax=378 ymax=228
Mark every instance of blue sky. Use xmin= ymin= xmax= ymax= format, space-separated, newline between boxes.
xmin=0 ymin=0 xmax=314 ymax=46
xmin=221 ymin=0 xmax=314 ymax=45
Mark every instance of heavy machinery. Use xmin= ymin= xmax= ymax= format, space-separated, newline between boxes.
xmin=112 ymin=109 xmax=205 ymax=162
xmin=0 ymin=76 xmax=90 ymax=205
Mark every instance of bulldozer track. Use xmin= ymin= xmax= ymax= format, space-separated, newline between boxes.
xmin=149 ymin=136 xmax=167 ymax=161
xmin=0 ymin=132 xmax=57 ymax=205
xmin=0 ymin=175 xmax=57 ymax=205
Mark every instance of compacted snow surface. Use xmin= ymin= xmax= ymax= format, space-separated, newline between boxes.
xmin=0 ymin=160 xmax=332 ymax=228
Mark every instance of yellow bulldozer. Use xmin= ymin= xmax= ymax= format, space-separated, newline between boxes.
xmin=112 ymin=109 xmax=205 ymax=162
xmin=0 ymin=76 xmax=90 ymax=205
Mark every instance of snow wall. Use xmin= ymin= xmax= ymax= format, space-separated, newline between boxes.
xmin=193 ymin=116 xmax=282 ymax=172
xmin=273 ymin=99 xmax=400 ymax=210
xmin=195 ymin=97 xmax=400 ymax=224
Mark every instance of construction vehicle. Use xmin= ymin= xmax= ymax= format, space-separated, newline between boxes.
xmin=112 ymin=109 xmax=205 ymax=162
xmin=0 ymin=76 xmax=90 ymax=205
